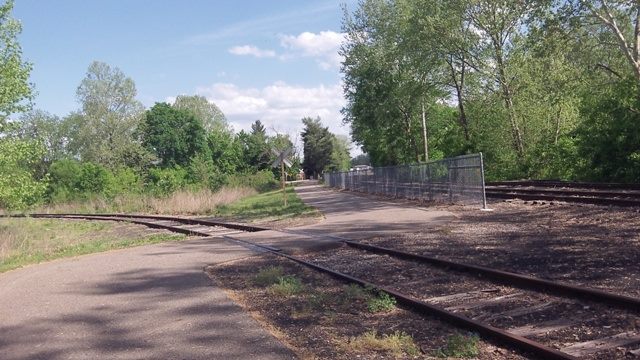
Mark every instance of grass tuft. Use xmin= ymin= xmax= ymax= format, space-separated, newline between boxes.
xmin=434 ymin=333 xmax=480 ymax=358
xmin=252 ymin=266 xmax=285 ymax=286
xmin=348 ymin=330 xmax=420 ymax=358
xmin=268 ymin=275 xmax=304 ymax=297
xmin=366 ymin=288 xmax=397 ymax=313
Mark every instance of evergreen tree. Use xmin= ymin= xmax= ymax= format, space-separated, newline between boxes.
xmin=301 ymin=117 xmax=334 ymax=178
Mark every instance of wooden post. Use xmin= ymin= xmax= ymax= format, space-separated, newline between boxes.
xmin=281 ymin=161 xmax=287 ymax=206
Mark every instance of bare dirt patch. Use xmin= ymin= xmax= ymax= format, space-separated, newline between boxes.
xmin=206 ymin=253 xmax=529 ymax=359
xmin=357 ymin=200 xmax=640 ymax=298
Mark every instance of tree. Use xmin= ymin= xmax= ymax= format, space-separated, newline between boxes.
xmin=327 ymin=135 xmax=351 ymax=172
xmin=173 ymin=95 xmax=228 ymax=132
xmin=239 ymin=120 xmax=272 ymax=171
xmin=351 ymin=153 xmax=370 ymax=166
xmin=571 ymin=0 xmax=640 ymax=83
xmin=74 ymin=61 xmax=148 ymax=168
xmin=0 ymin=0 xmax=32 ymax=129
xmin=301 ymin=117 xmax=334 ymax=178
xmin=207 ymin=128 xmax=242 ymax=175
xmin=140 ymin=102 xmax=209 ymax=168
xmin=9 ymin=110 xmax=72 ymax=166
xmin=0 ymin=139 xmax=47 ymax=209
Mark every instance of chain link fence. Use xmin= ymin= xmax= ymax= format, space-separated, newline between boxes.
xmin=324 ymin=153 xmax=487 ymax=208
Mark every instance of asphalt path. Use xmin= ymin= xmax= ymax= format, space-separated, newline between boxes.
xmin=0 ymin=237 xmax=295 ymax=360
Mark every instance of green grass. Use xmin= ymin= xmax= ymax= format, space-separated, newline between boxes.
xmin=434 ymin=333 xmax=480 ymax=358
xmin=214 ymin=187 xmax=319 ymax=222
xmin=268 ymin=275 xmax=305 ymax=297
xmin=367 ymin=290 xmax=397 ymax=313
xmin=0 ymin=218 xmax=185 ymax=273
xmin=252 ymin=266 xmax=285 ymax=286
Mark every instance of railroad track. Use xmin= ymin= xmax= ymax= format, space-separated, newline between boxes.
xmin=11 ymin=213 xmax=640 ymax=359
xmin=486 ymin=180 xmax=640 ymax=207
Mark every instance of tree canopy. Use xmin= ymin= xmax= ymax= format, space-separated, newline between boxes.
xmin=140 ymin=102 xmax=209 ymax=168
xmin=0 ymin=0 xmax=32 ymax=128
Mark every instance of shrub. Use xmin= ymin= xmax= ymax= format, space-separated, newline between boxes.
xmin=77 ymin=162 xmax=111 ymax=195
xmin=146 ymin=167 xmax=188 ymax=196
xmin=108 ymin=167 xmax=143 ymax=195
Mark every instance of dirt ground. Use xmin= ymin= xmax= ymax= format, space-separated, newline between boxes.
xmin=361 ymin=199 xmax=640 ymax=298
xmin=208 ymin=254 xmax=530 ymax=359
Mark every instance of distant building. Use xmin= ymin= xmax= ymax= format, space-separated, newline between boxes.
xmin=350 ymin=165 xmax=372 ymax=172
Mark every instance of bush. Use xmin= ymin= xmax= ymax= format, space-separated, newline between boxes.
xmin=108 ymin=167 xmax=143 ymax=195
xmin=48 ymin=160 xmax=134 ymax=202
xmin=227 ymin=170 xmax=278 ymax=192
xmin=146 ymin=167 xmax=188 ymax=196
xmin=77 ymin=162 xmax=111 ymax=194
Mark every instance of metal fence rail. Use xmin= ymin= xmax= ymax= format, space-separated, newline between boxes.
xmin=324 ymin=153 xmax=487 ymax=208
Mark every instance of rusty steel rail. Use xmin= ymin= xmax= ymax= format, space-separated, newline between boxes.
xmin=25 ymin=213 xmax=268 ymax=232
xmin=343 ymin=241 xmax=640 ymax=312
xmin=485 ymin=189 xmax=640 ymax=207
xmin=487 ymin=180 xmax=640 ymax=191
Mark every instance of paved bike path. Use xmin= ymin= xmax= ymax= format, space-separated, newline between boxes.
xmin=0 ymin=238 xmax=295 ymax=360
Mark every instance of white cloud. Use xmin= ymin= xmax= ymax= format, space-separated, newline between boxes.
xmin=280 ymin=31 xmax=345 ymax=69
xmin=195 ymin=81 xmax=348 ymax=139
xmin=228 ymin=45 xmax=276 ymax=58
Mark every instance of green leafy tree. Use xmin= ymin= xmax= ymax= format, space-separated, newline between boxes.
xmin=9 ymin=110 xmax=76 ymax=166
xmin=0 ymin=140 xmax=47 ymax=209
xmin=140 ymin=102 xmax=209 ymax=168
xmin=74 ymin=61 xmax=149 ymax=169
xmin=301 ymin=117 xmax=334 ymax=178
xmin=207 ymin=128 xmax=242 ymax=175
xmin=351 ymin=153 xmax=370 ymax=166
xmin=0 ymin=0 xmax=33 ymax=129
xmin=173 ymin=95 xmax=228 ymax=132
xmin=327 ymin=135 xmax=351 ymax=172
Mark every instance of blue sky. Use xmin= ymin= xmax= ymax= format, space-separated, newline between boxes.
xmin=13 ymin=0 xmax=356 ymax=140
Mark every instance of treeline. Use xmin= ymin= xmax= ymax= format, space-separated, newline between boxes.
xmin=341 ymin=0 xmax=640 ymax=182
xmin=1 ymin=59 xmax=304 ymax=209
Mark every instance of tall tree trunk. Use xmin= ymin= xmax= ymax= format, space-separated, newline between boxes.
xmin=494 ymin=42 xmax=525 ymax=159
xmin=447 ymin=56 xmax=470 ymax=142
xmin=421 ymin=101 xmax=429 ymax=162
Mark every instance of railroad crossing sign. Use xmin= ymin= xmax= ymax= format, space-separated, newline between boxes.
xmin=272 ymin=147 xmax=294 ymax=206
xmin=271 ymin=147 xmax=293 ymax=169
